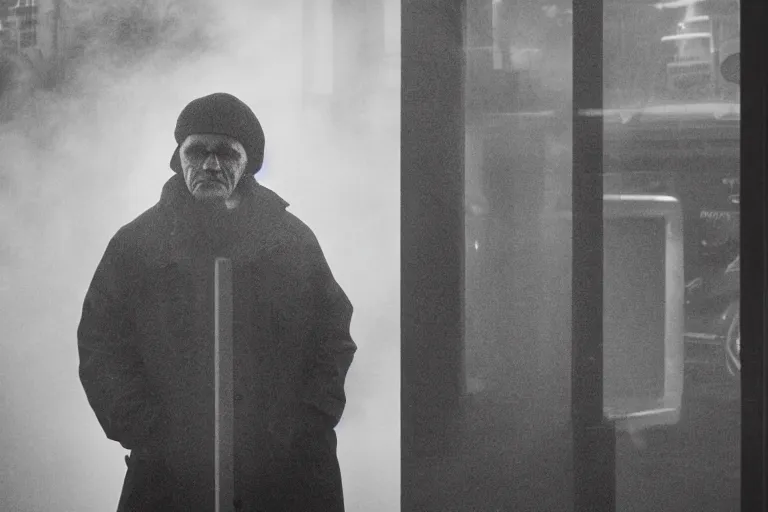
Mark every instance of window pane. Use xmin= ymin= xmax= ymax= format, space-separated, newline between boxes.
xmin=604 ymin=1 xmax=740 ymax=511
xmin=463 ymin=0 xmax=574 ymax=510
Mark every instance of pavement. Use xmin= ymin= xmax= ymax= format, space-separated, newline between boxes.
xmin=403 ymin=378 xmax=740 ymax=512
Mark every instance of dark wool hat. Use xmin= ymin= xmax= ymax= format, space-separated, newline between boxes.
xmin=169 ymin=92 xmax=265 ymax=175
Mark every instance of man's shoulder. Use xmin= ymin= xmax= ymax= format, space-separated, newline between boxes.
xmin=276 ymin=210 xmax=321 ymax=248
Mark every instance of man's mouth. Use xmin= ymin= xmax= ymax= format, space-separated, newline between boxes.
xmin=196 ymin=176 xmax=227 ymax=187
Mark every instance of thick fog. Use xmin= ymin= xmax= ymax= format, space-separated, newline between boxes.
xmin=0 ymin=1 xmax=399 ymax=511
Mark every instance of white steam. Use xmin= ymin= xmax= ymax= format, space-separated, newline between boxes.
xmin=0 ymin=1 xmax=398 ymax=511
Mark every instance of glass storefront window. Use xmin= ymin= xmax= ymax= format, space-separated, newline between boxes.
xmin=605 ymin=2 xmax=740 ymax=511
xmin=461 ymin=0 xmax=740 ymax=510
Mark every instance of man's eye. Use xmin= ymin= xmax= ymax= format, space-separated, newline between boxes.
xmin=215 ymin=147 xmax=239 ymax=160
xmin=185 ymin=147 xmax=206 ymax=158
xmin=184 ymin=146 xmax=241 ymax=161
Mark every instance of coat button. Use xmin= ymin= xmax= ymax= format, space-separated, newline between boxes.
xmin=234 ymin=393 xmax=243 ymax=402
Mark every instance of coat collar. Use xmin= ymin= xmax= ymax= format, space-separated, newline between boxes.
xmin=155 ymin=174 xmax=292 ymax=256
xmin=158 ymin=173 xmax=289 ymax=215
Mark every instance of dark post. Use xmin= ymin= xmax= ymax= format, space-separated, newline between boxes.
xmin=571 ymin=1 xmax=616 ymax=511
xmin=740 ymin=1 xmax=768 ymax=509
xmin=401 ymin=0 xmax=465 ymax=464
xmin=214 ymin=258 xmax=234 ymax=512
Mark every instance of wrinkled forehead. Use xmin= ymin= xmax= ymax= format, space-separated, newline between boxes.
xmin=181 ymin=133 xmax=246 ymax=154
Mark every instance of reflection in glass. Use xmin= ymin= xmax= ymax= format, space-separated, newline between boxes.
xmin=604 ymin=1 xmax=740 ymax=511
xmin=462 ymin=0 xmax=739 ymax=510
xmin=463 ymin=1 xmax=575 ymax=510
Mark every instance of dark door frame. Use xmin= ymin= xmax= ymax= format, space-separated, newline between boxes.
xmin=571 ymin=1 xmax=617 ymax=511
xmin=740 ymin=2 xmax=768 ymax=510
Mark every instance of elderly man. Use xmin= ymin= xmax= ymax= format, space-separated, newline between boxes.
xmin=77 ymin=92 xmax=356 ymax=512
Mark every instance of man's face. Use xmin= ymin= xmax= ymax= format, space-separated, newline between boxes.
xmin=179 ymin=133 xmax=248 ymax=201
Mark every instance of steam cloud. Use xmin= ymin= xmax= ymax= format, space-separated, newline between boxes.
xmin=0 ymin=1 xmax=399 ymax=510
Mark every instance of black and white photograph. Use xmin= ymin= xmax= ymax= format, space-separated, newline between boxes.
xmin=2 ymin=0 xmax=766 ymax=511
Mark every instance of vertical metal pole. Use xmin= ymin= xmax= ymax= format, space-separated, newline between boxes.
xmin=214 ymin=258 xmax=234 ymax=512
xmin=572 ymin=0 xmax=616 ymax=511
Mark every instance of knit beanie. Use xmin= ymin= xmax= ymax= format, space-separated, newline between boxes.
xmin=169 ymin=92 xmax=265 ymax=175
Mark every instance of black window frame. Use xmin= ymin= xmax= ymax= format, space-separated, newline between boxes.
xmin=740 ymin=2 xmax=767 ymax=510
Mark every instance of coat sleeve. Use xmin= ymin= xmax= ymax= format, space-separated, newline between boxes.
xmin=77 ymin=233 xmax=164 ymax=450
xmin=300 ymin=237 xmax=357 ymax=429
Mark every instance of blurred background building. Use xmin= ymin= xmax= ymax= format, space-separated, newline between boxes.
xmin=0 ymin=0 xmax=399 ymax=125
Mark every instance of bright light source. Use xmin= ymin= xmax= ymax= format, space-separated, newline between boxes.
xmin=661 ymin=32 xmax=712 ymax=42
xmin=684 ymin=15 xmax=710 ymax=23
xmin=654 ymin=0 xmax=704 ymax=10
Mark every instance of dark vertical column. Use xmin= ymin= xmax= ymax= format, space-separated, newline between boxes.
xmin=401 ymin=0 xmax=465 ymax=465
xmin=214 ymin=258 xmax=234 ymax=512
xmin=571 ymin=1 xmax=615 ymax=512
xmin=740 ymin=1 xmax=768 ymax=509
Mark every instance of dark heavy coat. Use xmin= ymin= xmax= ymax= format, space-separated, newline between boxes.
xmin=77 ymin=174 xmax=356 ymax=512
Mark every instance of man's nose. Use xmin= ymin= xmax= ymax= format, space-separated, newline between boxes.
xmin=203 ymin=153 xmax=221 ymax=171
